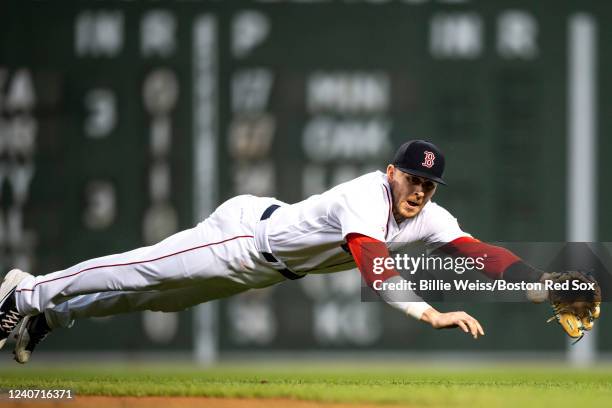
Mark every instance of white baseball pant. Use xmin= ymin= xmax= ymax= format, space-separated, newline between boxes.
xmin=15 ymin=195 xmax=287 ymax=329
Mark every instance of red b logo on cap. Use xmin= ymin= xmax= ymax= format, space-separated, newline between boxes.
xmin=422 ymin=151 xmax=435 ymax=168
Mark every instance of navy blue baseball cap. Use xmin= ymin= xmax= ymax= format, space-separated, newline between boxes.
xmin=392 ymin=140 xmax=446 ymax=185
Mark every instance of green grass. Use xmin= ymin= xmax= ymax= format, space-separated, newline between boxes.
xmin=1 ymin=363 xmax=612 ymax=407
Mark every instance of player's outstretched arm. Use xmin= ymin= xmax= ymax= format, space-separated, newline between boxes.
xmin=438 ymin=238 xmax=602 ymax=340
xmin=420 ymin=307 xmax=485 ymax=339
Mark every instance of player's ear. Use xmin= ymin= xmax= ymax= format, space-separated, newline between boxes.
xmin=386 ymin=164 xmax=395 ymax=181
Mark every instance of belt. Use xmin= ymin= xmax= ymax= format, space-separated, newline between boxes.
xmin=260 ymin=204 xmax=305 ymax=280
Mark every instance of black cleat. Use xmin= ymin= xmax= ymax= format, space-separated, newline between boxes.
xmin=0 ymin=269 xmax=31 ymax=349
xmin=14 ymin=314 xmax=52 ymax=364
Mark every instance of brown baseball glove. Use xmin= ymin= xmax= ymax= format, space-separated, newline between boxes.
xmin=544 ymin=271 xmax=601 ymax=343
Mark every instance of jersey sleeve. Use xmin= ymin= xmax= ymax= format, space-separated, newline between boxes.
xmin=328 ymin=178 xmax=390 ymax=242
xmin=420 ymin=203 xmax=471 ymax=248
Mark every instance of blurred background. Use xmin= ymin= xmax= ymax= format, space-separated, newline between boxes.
xmin=0 ymin=0 xmax=610 ymax=364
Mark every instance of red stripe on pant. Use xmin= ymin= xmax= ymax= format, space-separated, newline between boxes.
xmin=16 ymin=235 xmax=254 ymax=292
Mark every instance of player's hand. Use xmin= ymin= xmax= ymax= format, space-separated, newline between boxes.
xmin=525 ymin=272 xmax=553 ymax=303
xmin=420 ymin=308 xmax=485 ymax=339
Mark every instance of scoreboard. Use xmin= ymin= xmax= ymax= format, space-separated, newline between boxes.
xmin=1 ymin=0 xmax=611 ymax=356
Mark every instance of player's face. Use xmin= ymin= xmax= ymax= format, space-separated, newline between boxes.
xmin=387 ymin=165 xmax=437 ymax=222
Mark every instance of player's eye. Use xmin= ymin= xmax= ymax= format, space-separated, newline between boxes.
xmin=407 ymin=175 xmax=420 ymax=185
xmin=407 ymin=175 xmax=435 ymax=191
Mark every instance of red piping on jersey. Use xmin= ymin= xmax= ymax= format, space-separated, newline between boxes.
xmin=382 ymin=184 xmax=392 ymax=240
xmin=17 ymin=235 xmax=255 ymax=292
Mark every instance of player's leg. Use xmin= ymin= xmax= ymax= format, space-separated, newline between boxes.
xmin=3 ymin=219 xmax=230 ymax=346
xmin=14 ymin=280 xmax=250 ymax=363
xmin=52 ymin=278 xmax=249 ymax=324
xmin=12 ymin=195 xmax=276 ymax=321
xmin=6 ymin=194 xmax=283 ymax=360
xmin=14 ymin=224 xmax=228 ymax=316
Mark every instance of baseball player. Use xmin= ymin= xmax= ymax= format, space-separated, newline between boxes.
xmin=0 ymin=140 xmax=598 ymax=363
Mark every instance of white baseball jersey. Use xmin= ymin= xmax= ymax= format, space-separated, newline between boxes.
xmin=263 ymin=171 xmax=468 ymax=273
xmin=15 ymin=170 xmax=467 ymax=328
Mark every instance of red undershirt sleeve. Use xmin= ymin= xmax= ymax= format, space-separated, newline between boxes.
xmin=438 ymin=236 xmax=541 ymax=281
xmin=346 ymin=233 xmax=399 ymax=287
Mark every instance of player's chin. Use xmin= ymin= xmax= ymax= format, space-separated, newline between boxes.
xmin=402 ymin=204 xmax=422 ymax=218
